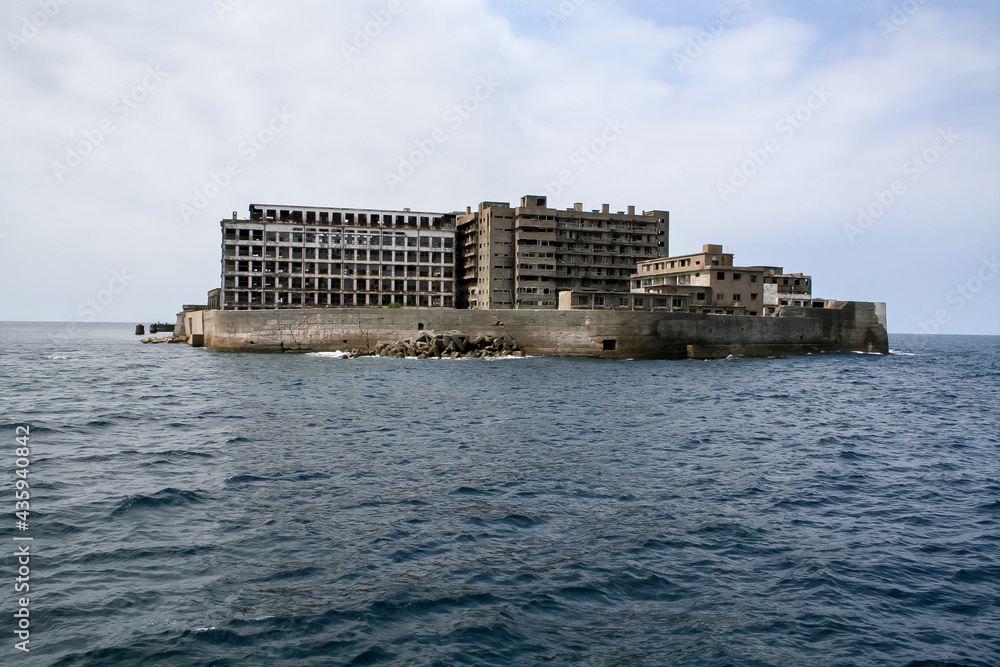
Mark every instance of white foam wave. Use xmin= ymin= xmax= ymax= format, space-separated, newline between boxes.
xmin=307 ymin=351 xmax=350 ymax=358
xmin=889 ymin=349 xmax=916 ymax=356
xmin=308 ymin=350 xmax=534 ymax=361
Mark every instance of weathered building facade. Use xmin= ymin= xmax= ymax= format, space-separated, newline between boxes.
xmin=625 ymin=244 xmax=814 ymax=316
xmin=220 ymin=204 xmax=456 ymax=310
xmin=216 ymin=201 xmax=816 ymax=317
xmin=456 ymin=195 xmax=669 ymax=309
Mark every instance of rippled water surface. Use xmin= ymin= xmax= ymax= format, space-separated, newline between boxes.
xmin=1 ymin=323 xmax=997 ymax=666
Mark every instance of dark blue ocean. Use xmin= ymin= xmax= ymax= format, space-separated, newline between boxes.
xmin=1 ymin=322 xmax=997 ymax=667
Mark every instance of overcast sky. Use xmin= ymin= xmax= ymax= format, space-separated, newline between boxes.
xmin=1 ymin=0 xmax=997 ymax=334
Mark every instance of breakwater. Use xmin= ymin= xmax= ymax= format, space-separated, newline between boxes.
xmin=174 ymin=301 xmax=888 ymax=359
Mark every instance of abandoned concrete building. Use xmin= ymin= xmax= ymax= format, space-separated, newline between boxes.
xmin=216 ymin=201 xmax=816 ymax=317
xmin=456 ymin=195 xmax=669 ymax=309
xmin=220 ymin=204 xmax=456 ymax=310
xmin=611 ymin=244 xmax=815 ymax=316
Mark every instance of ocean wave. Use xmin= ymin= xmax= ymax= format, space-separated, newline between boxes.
xmin=224 ymin=474 xmax=272 ymax=484
xmin=6 ymin=325 xmax=997 ymax=667
xmin=111 ymin=488 xmax=206 ymax=516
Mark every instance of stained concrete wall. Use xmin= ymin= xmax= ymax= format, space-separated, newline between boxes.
xmin=179 ymin=301 xmax=888 ymax=359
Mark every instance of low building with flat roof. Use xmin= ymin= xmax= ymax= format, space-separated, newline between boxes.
xmin=626 ymin=244 xmax=814 ymax=316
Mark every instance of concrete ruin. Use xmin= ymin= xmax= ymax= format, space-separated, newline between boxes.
xmin=173 ymin=301 xmax=888 ymax=359
xmin=164 ymin=196 xmax=890 ymax=359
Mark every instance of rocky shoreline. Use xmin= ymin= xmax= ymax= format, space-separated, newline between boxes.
xmin=140 ymin=336 xmax=186 ymax=344
xmin=362 ymin=332 xmax=523 ymax=359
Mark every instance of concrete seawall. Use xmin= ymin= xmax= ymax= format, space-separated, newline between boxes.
xmin=174 ymin=301 xmax=888 ymax=359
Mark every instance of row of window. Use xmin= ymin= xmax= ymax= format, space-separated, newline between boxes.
xmin=576 ymin=295 xmax=685 ymax=308
xmin=226 ymin=261 xmax=455 ymax=277
xmin=226 ymin=247 xmax=455 ymax=263
xmin=639 ymin=270 xmax=794 ymax=284
xmin=544 ymin=244 xmax=657 ymax=256
xmin=716 ymin=272 xmax=753 ymax=281
xmin=249 ymin=209 xmax=444 ymax=227
xmin=644 ymin=257 xmax=695 ymax=269
xmin=227 ymin=292 xmax=454 ymax=307
xmin=227 ymin=278 xmax=454 ymax=292
xmin=227 ymin=229 xmax=453 ymax=248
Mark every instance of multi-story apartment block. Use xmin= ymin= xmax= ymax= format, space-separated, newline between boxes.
xmin=456 ymin=195 xmax=668 ymax=309
xmin=220 ymin=204 xmax=456 ymax=310
xmin=628 ymin=244 xmax=813 ymax=316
